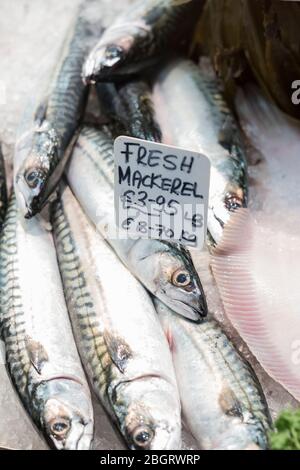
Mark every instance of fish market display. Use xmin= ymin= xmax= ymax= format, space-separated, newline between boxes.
xmin=153 ymin=59 xmax=248 ymax=245
xmin=212 ymin=86 xmax=300 ymax=402
xmin=0 ymin=145 xmax=8 ymax=229
xmin=51 ymin=186 xmax=181 ymax=450
xmin=83 ymin=0 xmax=201 ymax=83
xmin=66 ymin=125 xmax=207 ymax=322
xmin=14 ymin=0 xmax=102 ymax=219
xmin=96 ymin=80 xmax=162 ymax=141
xmin=156 ymin=300 xmax=271 ymax=449
xmin=1 ymin=0 xmax=299 ymax=452
xmin=0 ymin=195 xmax=94 ymax=449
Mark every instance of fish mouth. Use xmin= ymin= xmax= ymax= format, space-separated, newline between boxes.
xmin=172 ymin=300 xmax=207 ymax=323
xmin=24 ymin=196 xmax=41 ymax=219
xmin=65 ymin=420 xmax=94 ymax=450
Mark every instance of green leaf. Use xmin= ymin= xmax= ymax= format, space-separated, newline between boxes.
xmin=270 ymin=409 xmax=300 ymax=450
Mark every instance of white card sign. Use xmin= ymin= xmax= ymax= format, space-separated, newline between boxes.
xmin=114 ymin=136 xmax=210 ymax=248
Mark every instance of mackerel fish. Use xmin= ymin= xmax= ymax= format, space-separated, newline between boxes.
xmin=153 ymin=59 xmax=248 ymax=245
xmin=155 ymin=300 xmax=271 ymax=450
xmin=0 ymin=195 xmax=94 ymax=449
xmin=66 ymin=125 xmax=207 ymax=322
xmin=14 ymin=0 xmax=102 ymax=219
xmin=51 ymin=186 xmax=181 ymax=450
xmin=83 ymin=0 xmax=201 ymax=82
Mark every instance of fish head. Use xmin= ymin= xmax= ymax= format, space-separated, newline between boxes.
xmin=151 ymin=242 xmax=207 ymax=322
xmin=83 ymin=25 xmax=148 ymax=83
xmin=39 ymin=379 xmax=94 ymax=450
xmin=120 ymin=379 xmax=181 ymax=450
xmin=15 ymin=123 xmax=59 ymax=218
xmin=209 ymin=166 xmax=247 ymax=245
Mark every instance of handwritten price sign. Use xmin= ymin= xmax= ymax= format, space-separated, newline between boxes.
xmin=114 ymin=137 xmax=210 ymax=248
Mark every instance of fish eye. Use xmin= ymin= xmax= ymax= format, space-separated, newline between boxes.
xmin=171 ymin=269 xmax=191 ymax=288
xmin=225 ymin=193 xmax=243 ymax=212
xmin=50 ymin=417 xmax=71 ymax=439
xmin=25 ymin=169 xmax=45 ymax=189
xmin=104 ymin=45 xmax=124 ymax=67
xmin=132 ymin=426 xmax=154 ymax=448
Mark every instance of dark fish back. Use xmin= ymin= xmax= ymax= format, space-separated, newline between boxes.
xmin=0 ymin=145 xmax=8 ymax=228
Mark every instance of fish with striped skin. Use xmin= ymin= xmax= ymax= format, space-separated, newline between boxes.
xmin=0 ymin=144 xmax=8 ymax=229
xmin=83 ymin=0 xmax=201 ymax=83
xmin=155 ymin=300 xmax=271 ymax=450
xmin=51 ymin=186 xmax=181 ymax=450
xmin=96 ymin=80 xmax=162 ymax=142
xmin=0 ymin=195 xmax=93 ymax=449
xmin=66 ymin=125 xmax=207 ymax=322
xmin=153 ymin=59 xmax=248 ymax=245
xmin=14 ymin=0 xmax=102 ymax=219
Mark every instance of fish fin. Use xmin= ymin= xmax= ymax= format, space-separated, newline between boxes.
xmin=218 ymin=385 xmax=243 ymax=418
xmin=218 ymin=116 xmax=235 ymax=151
xmin=235 ymin=85 xmax=286 ymax=147
xmin=34 ymin=100 xmax=48 ymax=126
xmin=163 ymin=324 xmax=175 ymax=353
xmin=36 ymin=213 xmax=52 ymax=232
xmin=25 ymin=336 xmax=49 ymax=374
xmin=104 ymin=330 xmax=132 ymax=374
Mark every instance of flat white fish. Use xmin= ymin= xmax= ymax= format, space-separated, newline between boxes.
xmin=212 ymin=86 xmax=300 ymax=401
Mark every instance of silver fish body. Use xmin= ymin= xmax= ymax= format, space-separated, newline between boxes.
xmin=96 ymin=80 xmax=162 ymax=142
xmin=14 ymin=0 xmax=102 ymax=219
xmin=155 ymin=300 xmax=271 ymax=450
xmin=51 ymin=186 xmax=181 ymax=450
xmin=0 ymin=195 xmax=93 ymax=449
xmin=153 ymin=59 xmax=248 ymax=245
xmin=0 ymin=144 xmax=8 ymax=229
xmin=66 ymin=125 xmax=207 ymax=322
xmin=83 ymin=0 xmax=201 ymax=82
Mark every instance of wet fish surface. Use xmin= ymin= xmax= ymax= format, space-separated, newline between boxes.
xmin=0 ymin=195 xmax=94 ymax=449
xmin=14 ymin=0 xmax=102 ymax=219
xmin=155 ymin=300 xmax=271 ymax=450
xmin=96 ymin=80 xmax=162 ymax=142
xmin=83 ymin=0 xmax=201 ymax=82
xmin=212 ymin=86 xmax=300 ymax=402
xmin=0 ymin=144 xmax=8 ymax=229
xmin=51 ymin=186 xmax=181 ymax=450
xmin=153 ymin=59 xmax=248 ymax=245
xmin=66 ymin=125 xmax=207 ymax=322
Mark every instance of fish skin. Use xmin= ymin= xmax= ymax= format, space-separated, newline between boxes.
xmin=155 ymin=299 xmax=271 ymax=450
xmin=96 ymin=80 xmax=162 ymax=142
xmin=14 ymin=0 xmax=103 ymax=219
xmin=212 ymin=208 xmax=300 ymax=402
xmin=210 ymin=85 xmax=300 ymax=403
xmin=51 ymin=186 xmax=181 ymax=450
xmin=65 ymin=125 xmax=207 ymax=322
xmin=153 ymin=59 xmax=248 ymax=245
xmin=0 ymin=144 xmax=8 ymax=229
xmin=0 ymin=195 xmax=94 ymax=450
xmin=83 ymin=0 xmax=201 ymax=83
